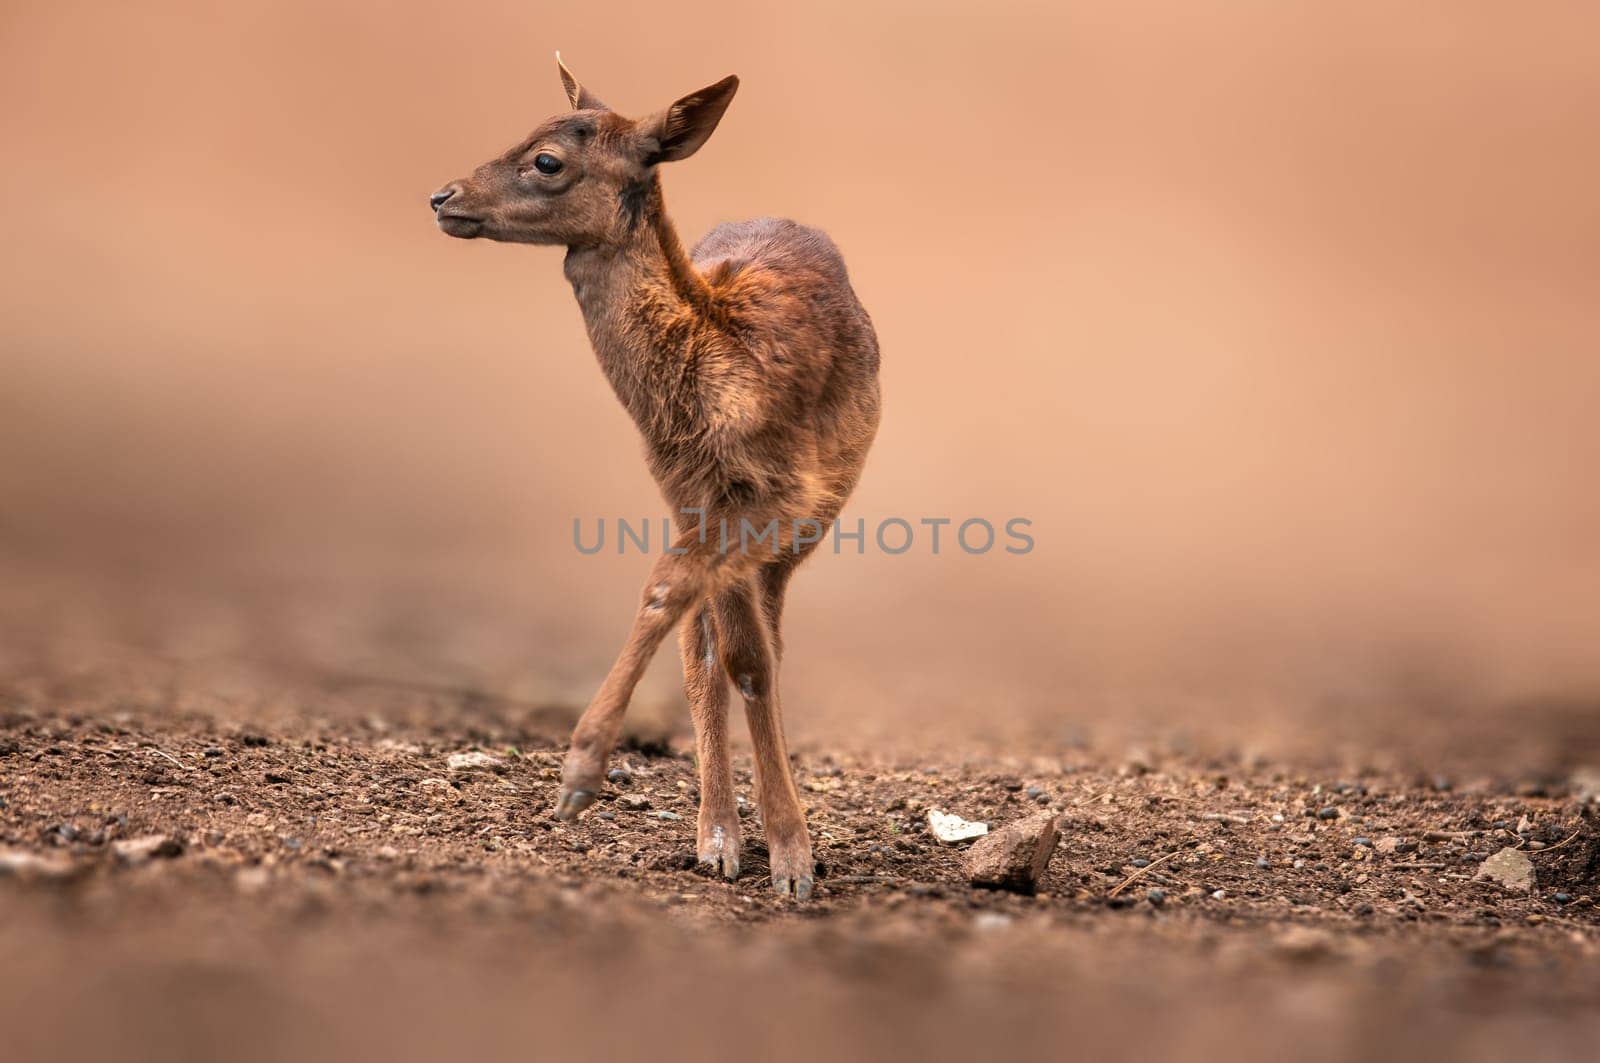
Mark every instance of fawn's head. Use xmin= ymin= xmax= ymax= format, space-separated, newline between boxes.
xmin=431 ymin=57 xmax=738 ymax=246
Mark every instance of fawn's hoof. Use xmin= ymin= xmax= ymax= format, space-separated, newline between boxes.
xmin=697 ymin=821 xmax=741 ymax=881
xmin=773 ymin=874 xmax=814 ymax=901
xmin=700 ymin=850 xmax=741 ymax=881
xmin=553 ymin=786 xmax=596 ymax=821
xmin=770 ymin=841 xmax=815 ymax=901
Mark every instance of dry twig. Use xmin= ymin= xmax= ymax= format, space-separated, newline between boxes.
xmin=1109 ymin=849 xmax=1183 ymax=897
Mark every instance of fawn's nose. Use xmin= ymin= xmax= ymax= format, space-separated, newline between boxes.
xmin=430 ymin=186 xmax=459 ymax=212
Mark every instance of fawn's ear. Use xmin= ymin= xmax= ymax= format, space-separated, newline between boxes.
xmin=556 ymin=52 xmax=606 ymax=111
xmin=641 ymin=75 xmax=740 ymax=164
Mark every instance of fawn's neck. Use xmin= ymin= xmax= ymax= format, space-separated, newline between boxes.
xmin=562 ymin=176 xmax=710 ymax=401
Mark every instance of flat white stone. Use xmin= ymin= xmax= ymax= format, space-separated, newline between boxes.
xmin=447 ymin=751 xmax=503 ymax=771
xmin=927 ymin=807 xmax=988 ymax=845
xmin=1475 ymin=846 xmax=1535 ymax=893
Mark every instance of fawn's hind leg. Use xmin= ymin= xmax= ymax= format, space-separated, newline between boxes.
xmin=679 ymin=604 xmax=740 ymax=879
xmin=555 ymin=534 xmax=723 ymax=820
xmin=715 ymin=575 xmax=812 ymax=900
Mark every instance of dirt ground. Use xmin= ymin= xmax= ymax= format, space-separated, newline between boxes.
xmin=3 ymin=653 xmax=1598 ymax=1063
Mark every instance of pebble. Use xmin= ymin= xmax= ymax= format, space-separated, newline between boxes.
xmin=653 ymin=811 xmax=681 ymax=821
xmin=595 ymin=811 xmax=616 ymax=821
xmin=607 ymin=768 xmax=633 ymax=785
xmin=1130 ymin=857 xmax=1150 ymax=868
xmin=1353 ymin=837 xmax=1372 ymax=847
xmin=1146 ymin=888 xmax=1166 ymax=907
xmin=1256 ymin=856 xmax=1270 ymax=869
xmin=1317 ymin=807 xmax=1338 ymax=820
xmin=1554 ymin=892 xmax=1572 ymax=904
xmin=1210 ymin=889 xmax=1227 ymax=900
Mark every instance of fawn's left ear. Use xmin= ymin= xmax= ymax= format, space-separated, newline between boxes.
xmin=641 ymin=75 xmax=740 ymax=164
xmin=556 ymin=52 xmax=606 ymax=111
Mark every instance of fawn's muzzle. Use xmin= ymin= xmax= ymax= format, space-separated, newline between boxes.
xmin=429 ymin=186 xmax=459 ymax=211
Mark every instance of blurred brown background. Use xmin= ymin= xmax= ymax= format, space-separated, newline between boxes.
xmin=2 ymin=0 xmax=1596 ymax=753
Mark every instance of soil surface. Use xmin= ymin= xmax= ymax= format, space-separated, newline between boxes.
xmin=3 ymin=657 xmax=1599 ymax=1063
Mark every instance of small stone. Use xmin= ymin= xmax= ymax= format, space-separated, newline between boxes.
xmin=607 ymin=768 xmax=633 ymax=785
xmin=1210 ymin=889 xmax=1227 ymax=900
xmin=1256 ymin=856 xmax=1270 ymax=869
xmin=1317 ymin=807 xmax=1338 ymax=820
xmin=1025 ymin=786 xmax=1044 ymax=800
xmin=619 ymin=794 xmax=650 ymax=810
xmin=1146 ymin=888 xmax=1165 ymax=907
xmin=113 ymin=834 xmax=184 ymax=865
xmin=963 ymin=812 xmax=1060 ymax=894
xmin=447 ymin=751 xmax=503 ymax=772
xmin=927 ymin=808 xmax=988 ymax=845
xmin=1554 ymin=892 xmax=1572 ymax=904
xmin=1474 ymin=847 xmax=1534 ymax=893
xmin=1130 ymin=857 xmax=1151 ymax=868
xmin=1275 ymin=926 xmax=1338 ymax=962
xmin=41 ymin=824 xmax=78 ymax=846
xmin=418 ymin=776 xmax=453 ymax=791
xmin=653 ymin=810 xmax=681 ymax=821
xmin=0 ymin=849 xmax=74 ymax=881
xmin=1353 ymin=837 xmax=1372 ymax=848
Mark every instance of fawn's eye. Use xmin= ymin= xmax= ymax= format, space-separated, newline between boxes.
xmin=532 ymin=153 xmax=562 ymax=175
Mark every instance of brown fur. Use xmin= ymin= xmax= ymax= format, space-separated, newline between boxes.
xmin=432 ymin=60 xmax=880 ymax=900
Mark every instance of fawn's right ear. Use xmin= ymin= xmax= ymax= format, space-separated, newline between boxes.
xmin=641 ymin=75 xmax=740 ymax=164
xmin=556 ymin=52 xmax=606 ymax=111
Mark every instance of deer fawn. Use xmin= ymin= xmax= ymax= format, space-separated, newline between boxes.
xmin=430 ymin=58 xmax=880 ymax=900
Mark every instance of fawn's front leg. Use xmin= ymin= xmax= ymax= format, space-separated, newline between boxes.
xmin=715 ymin=577 xmax=812 ymax=900
xmin=554 ymin=537 xmax=718 ymax=820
